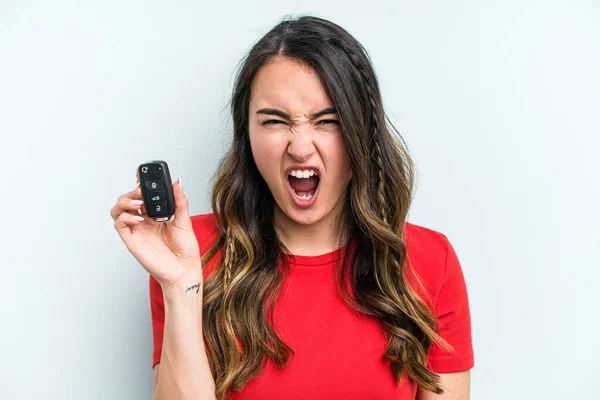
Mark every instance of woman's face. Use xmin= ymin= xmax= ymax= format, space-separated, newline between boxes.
xmin=248 ymin=57 xmax=352 ymax=228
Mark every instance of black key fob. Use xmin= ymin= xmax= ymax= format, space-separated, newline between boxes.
xmin=138 ymin=160 xmax=175 ymax=222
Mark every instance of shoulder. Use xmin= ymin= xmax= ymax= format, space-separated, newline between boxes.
xmin=190 ymin=212 xmax=222 ymax=279
xmin=190 ymin=212 xmax=218 ymax=234
xmin=405 ymin=222 xmax=450 ymax=254
xmin=405 ymin=221 xmax=452 ymax=273
xmin=190 ymin=212 xmax=220 ymax=252
xmin=404 ymin=222 xmax=460 ymax=307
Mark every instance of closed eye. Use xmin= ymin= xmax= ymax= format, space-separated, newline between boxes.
xmin=261 ymin=119 xmax=339 ymax=126
xmin=318 ymin=119 xmax=339 ymax=125
xmin=262 ymin=120 xmax=286 ymax=126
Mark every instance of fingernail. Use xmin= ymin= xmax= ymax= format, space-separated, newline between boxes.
xmin=136 ymin=182 xmax=140 ymax=188
xmin=131 ymin=200 xmax=144 ymax=205
xmin=178 ymin=177 xmax=183 ymax=192
xmin=133 ymin=215 xmax=144 ymax=221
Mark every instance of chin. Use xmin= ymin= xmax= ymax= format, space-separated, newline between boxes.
xmin=275 ymin=202 xmax=324 ymax=226
xmin=288 ymin=210 xmax=324 ymax=226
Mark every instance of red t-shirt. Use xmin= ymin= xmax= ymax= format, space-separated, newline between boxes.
xmin=149 ymin=213 xmax=474 ymax=399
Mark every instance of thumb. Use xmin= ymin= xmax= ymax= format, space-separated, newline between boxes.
xmin=171 ymin=177 xmax=192 ymax=229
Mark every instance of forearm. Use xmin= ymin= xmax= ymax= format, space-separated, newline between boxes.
xmin=153 ymin=270 xmax=216 ymax=400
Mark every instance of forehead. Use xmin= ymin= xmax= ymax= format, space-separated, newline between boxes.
xmin=249 ymin=57 xmax=333 ymax=114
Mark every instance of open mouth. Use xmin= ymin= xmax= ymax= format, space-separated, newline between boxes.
xmin=287 ymin=168 xmax=320 ymax=203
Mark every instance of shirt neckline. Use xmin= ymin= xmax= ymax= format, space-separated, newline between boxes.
xmin=281 ymin=242 xmax=353 ymax=267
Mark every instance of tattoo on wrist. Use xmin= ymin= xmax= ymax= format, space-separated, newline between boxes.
xmin=185 ymin=282 xmax=201 ymax=294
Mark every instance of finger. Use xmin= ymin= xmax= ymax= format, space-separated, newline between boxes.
xmin=131 ymin=182 xmax=142 ymax=198
xmin=109 ymin=188 xmax=145 ymax=221
xmin=114 ymin=210 xmax=146 ymax=247
xmin=123 ymin=183 xmax=142 ymax=201
xmin=133 ymin=173 xmax=146 ymax=215
xmin=171 ymin=177 xmax=192 ymax=230
xmin=139 ymin=201 xmax=147 ymax=216
xmin=131 ymin=184 xmax=147 ymax=216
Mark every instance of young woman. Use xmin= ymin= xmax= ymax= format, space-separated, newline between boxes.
xmin=111 ymin=16 xmax=474 ymax=400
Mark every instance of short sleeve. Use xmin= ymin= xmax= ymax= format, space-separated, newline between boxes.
xmin=425 ymin=236 xmax=474 ymax=373
xmin=149 ymin=274 xmax=165 ymax=369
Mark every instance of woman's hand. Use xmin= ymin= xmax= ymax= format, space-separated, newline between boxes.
xmin=110 ymin=172 xmax=202 ymax=290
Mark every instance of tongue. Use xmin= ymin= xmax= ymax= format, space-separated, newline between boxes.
xmin=289 ymin=176 xmax=319 ymax=195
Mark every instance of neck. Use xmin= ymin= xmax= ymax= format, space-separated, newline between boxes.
xmin=274 ymin=201 xmax=349 ymax=257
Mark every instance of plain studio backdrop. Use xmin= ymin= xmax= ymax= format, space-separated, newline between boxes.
xmin=1 ymin=1 xmax=598 ymax=399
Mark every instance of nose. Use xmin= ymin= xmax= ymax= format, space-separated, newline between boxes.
xmin=287 ymin=128 xmax=316 ymax=162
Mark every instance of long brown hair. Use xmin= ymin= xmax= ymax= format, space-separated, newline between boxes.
xmin=201 ymin=15 xmax=453 ymax=399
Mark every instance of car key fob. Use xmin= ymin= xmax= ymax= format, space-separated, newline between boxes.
xmin=138 ymin=160 xmax=175 ymax=222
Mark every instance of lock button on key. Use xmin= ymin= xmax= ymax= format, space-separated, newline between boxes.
xmin=145 ymin=180 xmax=163 ymax=190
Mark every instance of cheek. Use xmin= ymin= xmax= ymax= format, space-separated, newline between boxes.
xmin=249 ymin=132 xmax=285 ymax=182
xmin=325 ymin=136 xmax=352 ymax=181
xmin=250 ymin=140 xmax=269 ymax=178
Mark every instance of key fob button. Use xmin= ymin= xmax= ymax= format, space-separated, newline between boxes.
xmin=151 ymin=203 xmax=167 ymax=213
xmin=145 ymin=180 xmax=163 ymax=190
xmin=148 ymin=190 xmax=165 ymax=204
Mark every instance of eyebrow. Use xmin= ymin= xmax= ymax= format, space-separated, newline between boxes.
xmin=256 ymin=107 xmax=337 ymax=120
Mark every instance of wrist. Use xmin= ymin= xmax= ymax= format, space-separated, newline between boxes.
xmin=161 ymin=268 xmax=203 ymax=297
